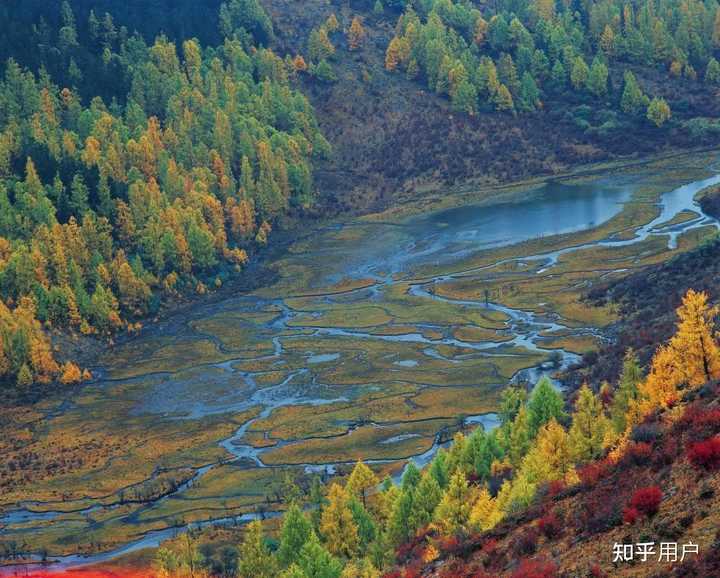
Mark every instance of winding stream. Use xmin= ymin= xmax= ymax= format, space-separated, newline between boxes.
xmin=2 ymin=159 xmax=719 ymax=573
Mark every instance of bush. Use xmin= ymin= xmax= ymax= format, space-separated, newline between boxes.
xmin=578 ymin=460 xmax=611 ymax=486
xmin=538 ymin=511 xmax=562 ymax=540
xmin=631 ymin=423 xmax=661 ymax=443
xmin=678 ymin=405 xmax=720 ymax=436
xmin=625 ymin=442 xmax=653 ymax=465
xmin=629 ymin=486 xmax=663 ymax=517
xmin=510 ymin=557 xmax=558 ymax=578
xmin=622 ymin=506 xmax=640 ymax=525
xmin=687 ymin=437 xmax=720 ymax=470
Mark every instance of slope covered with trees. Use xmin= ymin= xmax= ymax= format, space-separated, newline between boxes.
xmin=0 ymin=0 xmax=328 ymax=392
xmin=145 ymin=289 xmax=720 ymax=577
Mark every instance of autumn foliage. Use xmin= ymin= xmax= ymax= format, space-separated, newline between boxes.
xmin=687 ymin=437 xmax=720 ymax=470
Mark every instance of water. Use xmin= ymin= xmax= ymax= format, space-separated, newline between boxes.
xmin=2 ymin=159 xmax=718 ymax=573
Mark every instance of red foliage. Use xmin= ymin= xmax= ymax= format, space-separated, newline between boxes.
xmin=538 ymin=511 xmax=562 ymax=540
xmin=382 ymin=572 xmax=403 ymax=578
xmin=622 ymin=506 xmax=640 ymax=525
xmin=687 ymin=436 xmax=720 ymax=470
xmin=625 ymin=442 xmax=653 ymax=465
xmin=654 ymin=436 xmax=679 ymax=466
xmin=510 ymin=557 xmax=558 ymax=578
xmin=577 ymin=459 xmax=611 ymax=486
xmin=629 ymin=486 xmax=663 ymax=517
xmin=403 ymin=562 xmax=424 ymax=578
xmin=546 ymin=479 xmax=565 ymax=497
xmin=678 ymin=405 xmax=720 ymax=436
xmin=437 ymin=535 xmax=462 ymax=556
xmin=589 ymin=564 xmax=607 ymax=578
xmin=481 ymin=538 xmax=498 ymax=555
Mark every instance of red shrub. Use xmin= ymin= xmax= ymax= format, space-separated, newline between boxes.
xmin=625 ymin=442 xmax=653 ymax=465
xmin=546 ymin=479 xmax=565 ymax=497
xmin=687 ymin=437 xmax=720 ymax=470
xmin=510 ymin=557 xmax=558 ymax=578
xmin=629 ymin=486 xmax=663 ymax=517
xmin=382 ymin=572 xmax=402 ymax=578
xmin=679 ymin=406 xmax=720 ymax=435
xmin=589 ymin=564 xmax=606 ymax=578
xmin=403 ymin=563 xmax=423 ymax=578
xmin=437 ymin=535 xmax=462 ymax=555
xmin=578 ymin=460 xmax=611 ymax=486
xmin=622 ymin=506 xmax=640 ymax=525
xmin=654 ymin=436 xmax=679 ymax=466
xmin=481 ymin=538 xmax=498 ymax=555
xmin=538 ymin=511 xmax=562 ymax=540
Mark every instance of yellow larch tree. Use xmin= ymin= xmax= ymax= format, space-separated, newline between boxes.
xmin=320 ymin=483 xmax=359 ymax=558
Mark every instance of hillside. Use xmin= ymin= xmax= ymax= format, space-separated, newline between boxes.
xmin=2 ymin=2 xmax=720 ymax=578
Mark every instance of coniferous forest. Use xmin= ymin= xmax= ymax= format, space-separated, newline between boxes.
xmin=1 ymin=1 xmax=720 ymax=578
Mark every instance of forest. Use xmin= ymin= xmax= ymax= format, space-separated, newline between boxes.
xmin=2 ymin=1 xmax=720 ymax=577
xmin=0 ymin=0 xmax=328 ymax=391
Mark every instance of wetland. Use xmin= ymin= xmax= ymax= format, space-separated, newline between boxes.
xmin=2 ymin=151 xmax=720 ymax=570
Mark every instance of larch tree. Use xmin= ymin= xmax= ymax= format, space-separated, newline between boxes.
xmin=647 ymin=97 xmax=671 ymax=127
xmin=568 ymin=384 xmax=610 ymax=462
xmin=468 ymin=486 xmax=502 ymax=531
xmin=433 ymin=470 xmax=474 ymax=534
xmin=520 ymin=419 xmax=575 ymax=485
xmin=570 ymin=56 xmax=590 ymax=90
xmin=668 ymin=289 xmax=720 ymax=386
xmin=320 ymin=483 xmax=360 ymax=558
xmin=348 ymin=17 xmax=366 ymax=51
xmin=346 ymin=461 xmax=378 ymax=508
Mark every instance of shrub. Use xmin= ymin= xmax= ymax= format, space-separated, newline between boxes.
xmin=510 ymin=557 xmax=558 ymax=578
xmin=678 ymin=406 xmax=720 ymax=436
xmin=578 ymin=460 xmax=611 ymax=486
xmin=622 ymin=506 xmax=640 ymax=525
xmin=629 ymin=486 xmax=663 ymax=517
xmin=631 ymin=423 xmax=661 ymax=443
xmin=514 ymin=528 xmax=539 ymax=556
xmin=538 ymin=511 xmax=562 ymax=540
xmin=546 ymin=479 xmax=565 ymax=498
xmin=625 ymin=442 xmax=653 ymax=465
xmin=653 ymin=437 xmax=678 ymax=467
xmin=687 ymin=437 xmax=720 ymax=470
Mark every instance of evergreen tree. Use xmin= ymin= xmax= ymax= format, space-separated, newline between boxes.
xmin=238 ymin=520 xmax=278 ymax=578
xmin=587 ymin=57 xmax=609 ymax=98
xmin=434 ymin=470 xmax=473 ymax=534
xmin=297 ymin=532 xmax=343 ymax=578
xmin=527 ymin=376 xmax=566 ymax=436
xmin=518 ymin=72 xmax=540 ymax=112
xmin=647 ymin=97 xmax=671 ymax=127
xmin=610 ymin=349 xmax=642 ymax=434
xmin=278 ymin=502 xmax=313 ymax=567
xmin=620 ymin=71 xmax=649 ymax=116
xmin=568 ymin=384 xmax=610 ymax=462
